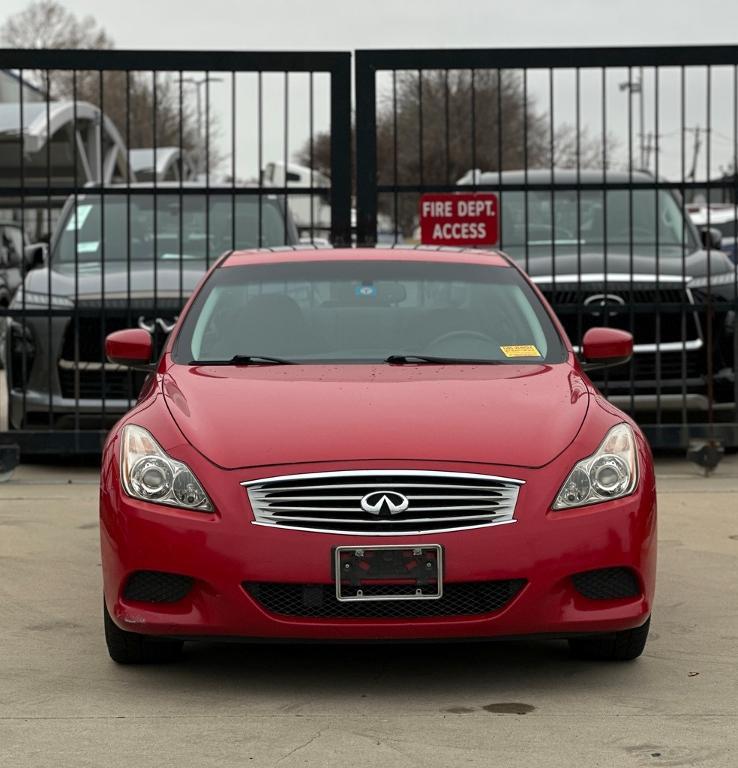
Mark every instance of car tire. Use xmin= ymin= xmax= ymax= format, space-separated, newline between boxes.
xmin=104 ymin=602 xmax=183 ymax=664
xmin=568 ymin=617 xmax=650 ymax=661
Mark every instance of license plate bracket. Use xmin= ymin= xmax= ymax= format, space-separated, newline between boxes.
xmin=334 ymin=544 xmax=443 ymax=602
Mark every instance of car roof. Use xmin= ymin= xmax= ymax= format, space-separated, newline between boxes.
xmin=690 ymin=206 xmax=738 ymax=225
xmin=222 ymin=246 xmax=511 ymax=269
xmin=83 ymin=181 xmax=266 ymax=190
xmin=460 ymin=168 xmax=657 ymax=185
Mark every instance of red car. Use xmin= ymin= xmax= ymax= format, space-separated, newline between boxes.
xmin=100 ymin=247 xmax=656 ymax=664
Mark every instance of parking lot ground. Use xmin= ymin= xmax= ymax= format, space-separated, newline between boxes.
xmin=0 ymin=457 xmax=736 ymax=768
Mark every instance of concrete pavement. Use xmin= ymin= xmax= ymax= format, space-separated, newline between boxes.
xmin=0 ymin=458 xmax=736 ymax=767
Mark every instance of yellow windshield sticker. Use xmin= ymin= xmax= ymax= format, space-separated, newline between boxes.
xmin=500 ymin=345 xmax=542 ymax=358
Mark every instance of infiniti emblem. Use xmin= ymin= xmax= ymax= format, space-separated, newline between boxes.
xmin=582 ymin=293 xmax=625 ymax=318
xmin=138 ymin=315 xmax=178 ymax=333
xmin=360 ymin=491 xmax=410 ymax=516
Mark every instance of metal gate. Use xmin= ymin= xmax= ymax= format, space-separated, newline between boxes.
xmin=0 ymin=48 xmax=351 ymax=456
xmin=3 ymin=45 xmax=738 ymax=459
xmin=355 ymin=46 xmax=738 ymax=451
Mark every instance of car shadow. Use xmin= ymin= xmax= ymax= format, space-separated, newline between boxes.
xmin=114 ymin=637 xmax=642 ymax=706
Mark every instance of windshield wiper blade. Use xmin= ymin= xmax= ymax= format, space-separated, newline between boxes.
xmin=189 ymin=355 xmax=295 ymax=365
xmin=384 ymin=354 xmax=504 ymax=365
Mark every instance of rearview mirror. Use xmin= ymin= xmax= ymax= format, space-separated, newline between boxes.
xmin=700 ymin=227 xmax=722 ymax=250
xmin=105 ymin=329 xmax=154 ymax=370
xmin=580 ymin=327 xmax=633 ymax=371
xmin=23 ymin=243 xmax=47 ymax=270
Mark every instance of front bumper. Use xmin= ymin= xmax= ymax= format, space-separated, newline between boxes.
xmin=10 ymin=389 xmax=135 ymax=429
xmin=6 ymin=313 xmax=153 ymax=430
xmin=101 ymin=440 xmax=657 ymax=642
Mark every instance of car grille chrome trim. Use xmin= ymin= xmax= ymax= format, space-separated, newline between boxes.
xmin=571 ymin=339 xmax=703 ymax=354
xmin=533 ymin=273 xmax=702 ymax=350
xmin=530 ymin=272 xmax=691 ymax=284
xmin=242 ymin=470 xmax=523 ymax=535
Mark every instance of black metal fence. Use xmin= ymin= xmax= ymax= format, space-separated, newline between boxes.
xmin=0 ymin=48 xmax=351 ymax=453
xmin=3 ymin=45 xmax=738 ymax=456
xmin=355 ymin=46 xmax=738 ymax=450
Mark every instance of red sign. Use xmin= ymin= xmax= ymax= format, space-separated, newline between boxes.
xmin=419 ymin=193 xmax=498 ymax=247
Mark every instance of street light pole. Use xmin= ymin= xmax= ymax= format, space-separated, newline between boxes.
xmin=638 ymin=67 xmax=645 ymax=169
xmin=620 ymin=72 xmax=645 ymax=170
xmin=176 ymin=76 xmax=223 ymax=176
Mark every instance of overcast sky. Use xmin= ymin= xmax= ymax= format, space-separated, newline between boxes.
xmin=3 ymin=0 xmax=737 ymax=51
xmin=3 ymin=0 xmax=738 ymax=182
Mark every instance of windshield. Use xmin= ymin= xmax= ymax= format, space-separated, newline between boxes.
xmin=174 ymin=261 xmax=566 ymax=364
xmin=52 ymin=194 xmax=292 ymax=264
xmin=498 ymin=189 xmax=698 ymax=251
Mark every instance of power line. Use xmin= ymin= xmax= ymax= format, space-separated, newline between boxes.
xmin=684 ymin=126 xmax=707 ymax=181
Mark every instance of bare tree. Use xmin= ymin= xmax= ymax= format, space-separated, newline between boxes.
xmin=297 ymin=70 xmax=619 ymax=234
xmin=294 ymin=131 xmax=338 ymax=187
xmin=0 ymin=0 xmax=111 ymax=55
xmin=551 ymin=123 xmax=619 ymax=169
xmin=1 ymin=1 xmax=215 ymax=168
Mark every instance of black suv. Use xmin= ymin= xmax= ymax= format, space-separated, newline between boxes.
xmin=460 ymin=169 xmax=736 ymax=440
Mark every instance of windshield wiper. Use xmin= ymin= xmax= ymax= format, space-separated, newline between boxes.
xmin=384 ymin=354 xmax=504 ymax=365
xmin=189 ymin=355 xmax=295 ymax=366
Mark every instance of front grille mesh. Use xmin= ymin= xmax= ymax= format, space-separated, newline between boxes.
xmin=589 ymin=350 xmax=702 ymax=386
xmin=539 ymin=281 xmax=700 ymax=346
xmin=244 ymin=580 xmax=526 ymax=619
xmin=571 ymin=567 xmax=641 ymax=600
xmin=58 ymin=368 xmax=148 ymax=399
xmin=244 ymin=470 xmax=523 ymax=534
xmin=58 ymin=309 xmax=179 ymax=400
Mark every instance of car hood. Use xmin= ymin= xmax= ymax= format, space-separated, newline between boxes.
xmin=24 ymin=260 xmax=208 ymax=299
xmin=504 ymin=245 xmax=734 ymax=279
xmin=162 ymin=362 xmax=589 ymax=470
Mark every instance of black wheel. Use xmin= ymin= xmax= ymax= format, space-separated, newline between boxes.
xmin=104 ymin=602 xmax=183 ymax=664
xmin=568 ymin=617 xmax=650 ymax=661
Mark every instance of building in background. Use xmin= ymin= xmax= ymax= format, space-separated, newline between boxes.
xmin=0 ymin=69 xmax=45 ymax=105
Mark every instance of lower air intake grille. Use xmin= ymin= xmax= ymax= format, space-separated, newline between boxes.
xmin=123 ymin=571 xmax=193 ymax=603
xmin=58 ymin=367 xmax=148 ymax=400
xmin=571 ymin=567 xmax=641 ymax=600
xmin=244 ymin=580 xmax=526 ymax=619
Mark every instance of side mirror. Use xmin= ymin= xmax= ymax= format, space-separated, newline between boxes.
xmin=700 ymin=227 xmax=722 ymax=250
xmin=580 ymin=327 xmax=633 ymax=371
xmin=23 ymin=243 xmax=48 ymax=270
xmin=105 ymin=329 xmax=154 ymax=370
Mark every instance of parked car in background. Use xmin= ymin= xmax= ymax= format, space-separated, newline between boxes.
xmin=128 ymin=147 xmax=197 ymax=183
xmin=688 ymin=204 xmax=738 ymax=263
xmin=262 ymin=161 xmax=332 ymax=237
xmin=100 ymin=246 xmax=654 ymax=664
xmin=0 ymin=221 xmax=43 ymax=369
xmin=1 ymin=222 xmax=29 ymax=303
xmin=458 ymin=170 xmax=737 ymax=436
xmin=5 ymin=184 xmax=298 ymax=430
xmin=0 ymin=269 xmax=10 ymax=310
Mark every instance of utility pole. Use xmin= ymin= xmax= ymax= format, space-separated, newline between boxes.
xmin=638 ymin=66 xmax=645 ymax=168
xmin=685 ymin=126 xmax=703 ymax=182
xmin=619 ymin=70 xmax=645 ymax=170
xmin=176 ymin=76 xmax=223 ymax=176
xmin=643 ymin=133 xmax=652 ymax=171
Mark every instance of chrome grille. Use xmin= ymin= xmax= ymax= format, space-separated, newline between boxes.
xmin=243 ymin=470 xmax=523 ymax=535
xmin=533 ymin=275 xmax=701 ymax=348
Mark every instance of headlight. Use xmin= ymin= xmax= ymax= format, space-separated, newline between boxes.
xmin=553 ymin=423 xmax=638 ymax=510
xmin=688 ymin=272 xmax=736 ymax=289
xmin=120 ymin=424 xmax=213 ymax=512
xmin=10 ymin=289 xmax=74 ymax=309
